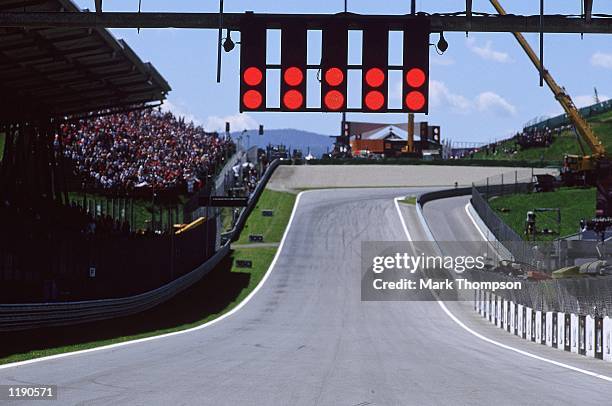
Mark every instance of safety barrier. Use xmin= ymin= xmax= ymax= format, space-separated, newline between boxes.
xmin=0 ymin=244 xmax=230 ymax=331
xmin=0 ymin=158 xmax=281 ymax=331
xmin=474 ymin=289 xmax=612 ymax=361
xmin=225 ymin=159 xmax=281 ymax=243
xmin=418 ymin=185 xmax=612 ymax=361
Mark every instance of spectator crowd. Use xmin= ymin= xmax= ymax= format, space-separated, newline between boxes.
xmin=59 ymin=108 xmax=234 ymax=193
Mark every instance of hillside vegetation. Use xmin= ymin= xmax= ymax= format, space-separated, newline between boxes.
xmin=489 ymin=187 xmax=595 ymax=239
xmin=472 ymin=110 xmax=612 ymax=163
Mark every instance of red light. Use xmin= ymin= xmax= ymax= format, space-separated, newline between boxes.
xmin=243 ymin=67 xmax=263 ymax=86
xmin=324 ymin=68 xmax=344 ymax=86
xmin=364 ymin=90 xmax=385 ymax=110
xmin=406 ymin=68 xmax=426 ymax=88
xmin=324 ymin=90 xmax=344 ymax=110
xmin=243 ymin=90 xmax=263 ymax=109
xmin=283 ymin=89 xmax=303 ymax=110
xmin=365 ymin=68 xmax=385 ymax=88
xmin=405 ymin=91 xmax=425 ymax=111
xmin=284 ymin=67 xmax=304 ymax=86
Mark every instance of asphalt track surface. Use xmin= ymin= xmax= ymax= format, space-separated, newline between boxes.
xmin=1 ymin=188 xmax=612 ymax=405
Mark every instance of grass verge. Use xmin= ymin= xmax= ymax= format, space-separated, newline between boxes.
xmin=0 ymin=188 xmax=296 ymax=365
xmin=488 ymin=187 xmax=595 ymax=240
xmin=237 ymin=189 xmax=297 ymax=244
xmin=400 ymin=196 xmax=417 ymax=205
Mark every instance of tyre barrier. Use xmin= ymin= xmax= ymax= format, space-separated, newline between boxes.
xmin=0 ymin=159 xmax=282 ymax=331
xmin=474 ymin=289 xmax=612 ymax=361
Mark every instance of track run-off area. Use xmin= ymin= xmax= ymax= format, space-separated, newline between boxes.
xmin=1 ymin=165 xmax=611 ymax=405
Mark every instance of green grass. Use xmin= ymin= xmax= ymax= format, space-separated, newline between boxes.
xmin=220 ymin=207 xmax=238 ymax=232
xmin=471 ymin=110 xmax=612 ymax=163
xmin=488 ymin=187 xmax=595 ymax=239
xmin=0 ymin=188 xmax=296 ymax=366
xmin=400 ymin=196 xmax=417 ymax=205
xmin=237 ymin=189 xmax=297 ymax=244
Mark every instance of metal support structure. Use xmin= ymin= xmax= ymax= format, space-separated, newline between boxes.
xmin=407 ymin=113 xmax=415 ymax=153
xmin=216 ymin=0 xmax=224 ymax=83
xmin=584 ymin=0 xmax=594 ymax=22
xmin=539 ymin=0 xmax=544 ymax=87
xmin=0 ymin=12 xmax=611 ymax=33
xmin=466 ymin=0 xmax=473 ymax=33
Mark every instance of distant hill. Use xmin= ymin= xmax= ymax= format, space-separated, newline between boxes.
xmin=230 ymin=129 xmax=335 ymax=158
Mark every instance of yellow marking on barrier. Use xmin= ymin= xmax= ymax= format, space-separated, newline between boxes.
xmin=175 ymin=217 xmax=206 ymax=235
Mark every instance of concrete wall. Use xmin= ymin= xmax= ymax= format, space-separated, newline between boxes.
xmin=268 ymin=165 xmax=556 ymax=191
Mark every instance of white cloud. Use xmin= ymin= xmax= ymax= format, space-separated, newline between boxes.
xmin=466 ymin=38 xmax=512 ymax=63
xmin=204 ymin=113 xmax=258 ymax=133
xmin=429 ymin=81 xmax=516 ymax=117
xmin=431 ymin=56 xmax=455 ymax=66
xmin=161 ymin=100 xmax=202 ymax=126
xmin=591 ymin=52 xmax=612 ymax=69
xmin=162 ymin=101 xmax=258 ymax=133
xmin=476 ymin=92 xmax=517 ymax=116
xmin=430 ymin=80 xmax=471 ymax=113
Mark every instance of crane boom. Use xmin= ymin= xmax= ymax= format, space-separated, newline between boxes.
xmin=489 ymin=0 xmax=606 ymax=158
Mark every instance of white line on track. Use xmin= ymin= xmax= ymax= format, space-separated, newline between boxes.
xmin=464 ymin=202 xmax=489 ymax=241
xmin=0 ymin=191 xmax=306 ymax=371
xmin=393 ymin=197 xmax=412 ymax=241
xmin=397 ymin=195 xmax=612 ymax=383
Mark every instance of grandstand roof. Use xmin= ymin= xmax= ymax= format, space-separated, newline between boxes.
xmin=0 ymin=0 xmax=171 ymax=123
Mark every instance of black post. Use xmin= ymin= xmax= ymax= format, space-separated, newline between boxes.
xmin=130 ymin=198 xmax=134 ymax=232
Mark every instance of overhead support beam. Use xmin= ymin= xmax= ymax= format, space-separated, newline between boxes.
xmin=584 ymin=0 xmax=593 ymax=22
xmin=0 ymin=12 xmax=611 ymax=33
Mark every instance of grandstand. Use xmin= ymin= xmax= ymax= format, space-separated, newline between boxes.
xmin=60 ymin=108 xmax=234 ymax=194
xmin=524 ymin=99 xmax=612 ymax=132
xmin=0 ymin=0 xmax=237 ymax=303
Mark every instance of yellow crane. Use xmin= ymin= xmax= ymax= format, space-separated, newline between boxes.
xmin=490 ymin=0 xmax=612 ymax=217
xmin=490 ymin=0 xmax=606 ymax=166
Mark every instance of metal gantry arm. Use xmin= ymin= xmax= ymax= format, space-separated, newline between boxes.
xmin=0 ymin=12 xmax=611 ymax=33
xmin=490 ymin=0 xmax=606 ymax=159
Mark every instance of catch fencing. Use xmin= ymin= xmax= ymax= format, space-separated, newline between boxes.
xmin=524 ymin=98 xmax=612 ymax=132
xmin=420 ymin=168 xmax=612 ymax=316
xmin=468 ymin=269 xmax=612 ymax=317
xmin=469 ymin=170 xmax=612 ymax=316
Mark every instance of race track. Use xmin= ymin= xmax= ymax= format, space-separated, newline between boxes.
xmin=1 ymin=188 xmax=611 ymax=405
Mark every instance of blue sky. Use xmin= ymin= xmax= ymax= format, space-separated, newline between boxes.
xmin=75 ymin=1 xmax=612 ymax=143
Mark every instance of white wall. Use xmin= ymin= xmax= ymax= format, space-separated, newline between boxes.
xmin=604 ymin=316 xmax=612 ymax=362
xmin=586 ymin=315 xmax=595 ymax=358
xmin=518 ymin=304 xmax=524 ymax=338
xmin=545 ymin=312 xmax=553 ymax=347
xmin=571 ymin=314 xmax=579 ymax=354
xmin=557 ymin=312 xmax=565 ymax=351
xmin=535 ymin=310 xmax=542 ymax=343
xmin=526 ymin=307 xmax=532 ymax=341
